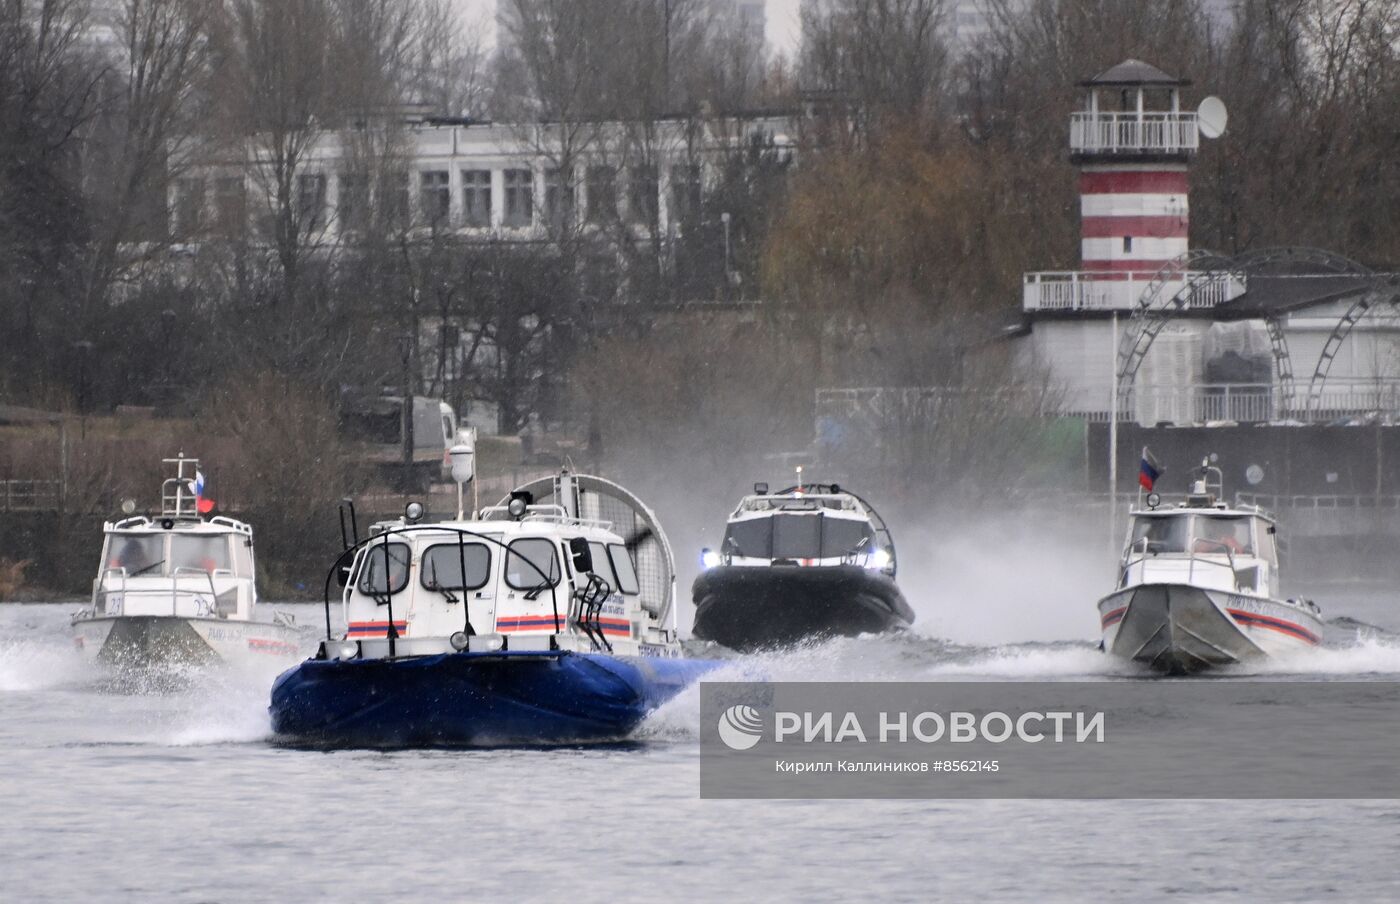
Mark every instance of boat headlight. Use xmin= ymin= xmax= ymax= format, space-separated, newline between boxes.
xmin=449 ymin=631 xmax=470 ymax=651
xmin=405 ymin=501 xmax=425 ymax=523
xmin=868 ymin=548 xmax=892 ymax=570
xmin=507 ymin=497 xmax=528 ymax=519
xmin=700 ymin=548 xmax=721 ymax=569
xmin=332 ymin=640 xmax=359 ymax=660
xmin=470 ymin=634 xmax=505 ymax=652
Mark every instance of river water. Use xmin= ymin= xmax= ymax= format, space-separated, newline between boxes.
xmin=5 ymin=596 xmax=1400 ymax=903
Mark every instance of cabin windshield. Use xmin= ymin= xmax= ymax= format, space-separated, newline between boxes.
xmin=1193 ymin=515 xmax=1254 ymax=556
xmin=607 ymin=544 xmax=640 ymax=594
xmin=1130 ymin=516 xmax=1190 ymax=553
xmin=1130 ymin=514 xmax=1256 ymax=556
xmin=505 ymin=538 xmax=560 ymax=590
xmin=358 ymin=541 xmax=411 ymax=594
xmin=107 ymin=533 xmax=165 ymax=576
xmin=170 ymin=534 xmax=232 ymax=574
xmin=724 ymin=513 xmax=875 ymax=559
xmin=421 ymin=542 xmax=491 ymax=591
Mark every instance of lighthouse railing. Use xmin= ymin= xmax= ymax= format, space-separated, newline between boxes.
xmin=1070 ymin=111 xmax=1200 ymax=154
xmin=1023 ymin=271 xmax=1245 ymax=312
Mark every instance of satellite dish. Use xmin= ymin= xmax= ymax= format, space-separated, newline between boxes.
xmin=1197 ymin=96 xmax=1228 ymax=139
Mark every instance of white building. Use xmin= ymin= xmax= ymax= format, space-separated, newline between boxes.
xmin=1012 ymin=59 xmax=1400 ymax=426
xmin=170 ymin=113 xmax=795 ymax=244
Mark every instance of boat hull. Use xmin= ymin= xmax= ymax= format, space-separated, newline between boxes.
xmin=73 ymin=615 xmax=302 ymax=672
xmin=692 ymin=564 xmax=913 ymax=652
xmin=268 ymin=649 xmax=721 ymax=748
xmin=1098 ymin=583 xmax=1323 ymax=674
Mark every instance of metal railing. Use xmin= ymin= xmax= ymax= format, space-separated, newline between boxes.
xmin=1070 ymin=111 xmax=1200 ymax=154
xmin=1022 ymin=270 xmax=1245 ymax=312
xmin=1069 ymin=379 xmax=1400 ymax=425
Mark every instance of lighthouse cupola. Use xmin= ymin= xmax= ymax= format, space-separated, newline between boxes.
xmin=1071 ymin=59 xmax=1198 ymax=273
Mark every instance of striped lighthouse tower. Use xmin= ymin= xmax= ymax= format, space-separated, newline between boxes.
xmin=1070 ymin=60 xmax=1197 ymax=276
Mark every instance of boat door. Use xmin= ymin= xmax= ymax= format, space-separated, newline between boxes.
xmin=497 ymin=535 xmax=565 ymax=636
xmin=415 ymin=533 xmax=499 ymax=637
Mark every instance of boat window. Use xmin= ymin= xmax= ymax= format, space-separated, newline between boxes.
xmin=171 ymin=534 xmax=232 ymax=574
xmin=107 ymin=533 xmax=165 ymax=576
xmin=358 ymin=541 xmax=411 ymax=595
xmin=231 ymin=537 xmax=254 ymax=578
xmin=1130 ymin=516 xmax=1189 ymax=554
xmin=773 ymin=514 xmax=821 ymax=559
xmin=505 ymin=538 xmax=560 ymax=590
xmin=607 ymin=544 xmax=640 ymax=595
xmin=1194 ymin=516 xmax=1254 ymax=556
xmin=421 ymin=543 xmax=491 ymax=591
xmin=587 ymin=541 xmax=617 ymax=586
xmin=820 ymin=517 xmax=876 ymax=558
xmin=723 ymin=517 xmax=772 ymax=558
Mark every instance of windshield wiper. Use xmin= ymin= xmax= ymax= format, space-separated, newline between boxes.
xmin=130 ymin=559 xmax=164 ymax=577
xmin=425 ymin=561 xmax=459 ymax=604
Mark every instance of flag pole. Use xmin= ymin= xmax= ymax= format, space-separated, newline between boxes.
xmin=1109 ymin=313 xmax=1120 ymax=559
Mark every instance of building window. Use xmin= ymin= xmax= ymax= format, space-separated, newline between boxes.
xmin=420 ymin=170 xmax=450 ymax=226
xmin=503 ymin=168 xmax=532 ymax=227
xmin=381 ymin=171 xmax=410 ymax=230
xmin=628 ymin=164 xmax=658 ymax=225
xmin=586 ymin=165 xmax=616 ymax=224
xmin=544 ymin=167 xmax=574 ymax=229
xmin=338 ymin=173 xmax=368 ymax=232
xmin=1123 ymin=236 xmax=1133 ymax=253
xmin=297 ymin=173 xmax=326 ymax=230
xmin=461 ymin=169 xmax=491 ymax=227
xmin=172 ymin=177 xmax=204 ymax=238
xmin=669 ymin=163 xmax=701 ymax=223
xmin=213 ymin=177 xmax=245 ymax=236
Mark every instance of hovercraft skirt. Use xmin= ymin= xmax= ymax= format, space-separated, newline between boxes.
xmin=692 ymin=565 xmax=913 ymax=652
xmin=269 ymin=649 xmax=717 ymax=748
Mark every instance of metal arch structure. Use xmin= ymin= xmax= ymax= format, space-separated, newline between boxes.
xmin=1304 ymin=273 xmax=1400 ymax=415
xmin=1115 ymin=247 xmax=1386 ymax=418
xmin=1115 ymin=249 xmax=1234 ymax=398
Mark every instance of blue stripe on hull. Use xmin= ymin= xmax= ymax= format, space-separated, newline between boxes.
xmin=268 ymin=650 xmax=720 ymax=748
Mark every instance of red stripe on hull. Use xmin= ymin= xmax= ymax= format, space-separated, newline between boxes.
xmin=1081 ymin=215 xmax=1188 ymax=239
xmin=1227 ymin=609 xmax=1321 ymax=645
xmin=1080 ymin=171 xmax=1189 ymax=194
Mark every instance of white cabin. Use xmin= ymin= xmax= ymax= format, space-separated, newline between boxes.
xmin=1119 ymin=501 xmax=1279 ymax=598
xmin=91 ymin=459 xmax=259 ymax=621
xmin=330 ymin=498 xmax=676 ymax=660
xmin=710 ymin=488 xmax=894 ymax=573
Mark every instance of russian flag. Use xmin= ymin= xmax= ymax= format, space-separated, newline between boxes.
xmin=1139 ymin=448 xmax=1162 ymax=491
xmin=193 ymin=470 xmax=215 ymax=514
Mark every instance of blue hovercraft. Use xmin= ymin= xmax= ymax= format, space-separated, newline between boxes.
xmin=270 ymin=472 xmax=720 ymax=747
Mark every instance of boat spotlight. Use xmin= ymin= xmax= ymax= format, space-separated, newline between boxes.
xmin=449 ymin=631 xmax=469 ymax=651
xmin=120 ymin=498 xmax=137 ymax=515
xmin=1146 ymin=492 xmax=1161 ymax=509
xmin=333 ymin=640 xmax=359 ymax=661
xmin=700 ymin=547 xmax=721 ymax=569
xmin=405 ymin=501 xmax=425 ymax=523
xmin=868 ymin=548 xmax=892 ymax=570
xmin=507 ymin=495 xmax=529 ymax=519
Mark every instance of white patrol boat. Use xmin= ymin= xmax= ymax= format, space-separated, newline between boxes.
xmin=691 ymin=480 xmax=913 ymax=651
xmin=71 ymin=456 xmax=302 ymax=672
xmin=269 ymin=471 xmax=719 ymax=747
xmin=1098 ymin=461 xmax=1324 ymax=673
